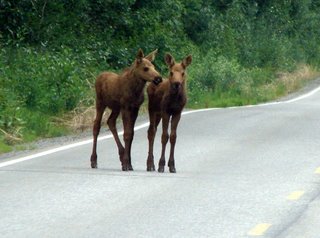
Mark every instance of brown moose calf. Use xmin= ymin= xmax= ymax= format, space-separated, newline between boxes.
xmin=146 ymin=53 xmax=192 ymax=173
xmin=90 ymin=49 xmax=162 ymax=171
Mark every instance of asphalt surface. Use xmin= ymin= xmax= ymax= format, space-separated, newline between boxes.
xmin=1 ymin=84 xmax=320 ymax=238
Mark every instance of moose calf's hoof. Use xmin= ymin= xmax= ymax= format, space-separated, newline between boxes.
xmin=90 ymin=154 xmax=98 ymax=169
xmin=169 ymin=167 xmax=176 ymax=173
xmin=91 ymin=161 xmax=98 ymax=169
xmin=158 ymin=166 xmax=165 ymax=173
xmin=147 ymin=165 xmax=155 ymax=172
xmin=122 ymin=164 xmax=133 ymax=171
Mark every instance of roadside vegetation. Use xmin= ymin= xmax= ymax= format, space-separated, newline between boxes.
xmin=1 ymin=0 xmax=320 ymax=153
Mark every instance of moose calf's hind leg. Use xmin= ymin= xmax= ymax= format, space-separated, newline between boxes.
xmin=90 ymin=106 xmax=105 ymax=169
xmin=107 ymin=109 xmax=125 ymax=163
xmin=122 ymin=155 xmax=133 ymax=171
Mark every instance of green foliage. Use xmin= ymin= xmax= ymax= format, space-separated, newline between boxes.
xmin=0 ymin=46 xmax=92 ymax=146
xmin=17 ymin=109 xmax=70 ymax=139
xmin=187 ymin=50 xmax=297 ymax=108
xmin=1 ymin=0 xmax=320 ymax=149
xmin=1 ymin=47 xmax=95 ymax=113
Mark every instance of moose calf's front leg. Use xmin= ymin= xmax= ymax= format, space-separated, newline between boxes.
xmin=121 ymin=110 xmax=136 ymax=171
xmin=147 ymin=113 xmax=160 ymax=171
xmin=158 ymin=114 xmax=170 ymax=173
xmin=168 ymin=114 xmax=181 ymax=173
xmin=90 ymin=153 xmax=97 ymax=169
xmin=147 ymin=112 xmax=161 ymax=172
xmin=122 ymin=130 xmax=134 ymax=171
xmin=158 ymin=132 xmax=169 ymax=173
xmin=147 ymin=125 xmax=156 ymax=171
xmin=168 ymin=132 xmax=177 ymax=173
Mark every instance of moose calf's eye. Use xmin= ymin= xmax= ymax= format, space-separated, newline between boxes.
xmin=182 ymin=72 xmax=185 ymax=76
xmin=144 ymin=67 xmax=149 ymax=72
xmin=170 ymin=72 xmax=173 ymax=77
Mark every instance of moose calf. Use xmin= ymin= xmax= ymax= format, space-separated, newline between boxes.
xmin=146 ymin=53 xmax=192 ymax=173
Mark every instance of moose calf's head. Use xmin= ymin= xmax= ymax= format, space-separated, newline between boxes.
xmin=165 ymin=53 xmax=192 ymax=93
xmin=134 ymin=49 xmax=162 ymax=85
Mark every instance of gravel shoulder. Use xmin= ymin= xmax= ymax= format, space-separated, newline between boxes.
xmin=0 ymin=112 xmax=149 ymax=160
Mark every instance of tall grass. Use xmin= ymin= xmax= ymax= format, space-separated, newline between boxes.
xmin=187 ymin=50 xmax=319 ymax=108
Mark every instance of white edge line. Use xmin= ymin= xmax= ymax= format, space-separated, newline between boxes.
xmin=1 ymin=84 xmax=320 ymax=168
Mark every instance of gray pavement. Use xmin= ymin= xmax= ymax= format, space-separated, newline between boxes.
xmin=1 ymin=84 xmax=320 ymax=237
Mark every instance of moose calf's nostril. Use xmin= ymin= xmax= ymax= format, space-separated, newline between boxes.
xmin=153 ymin=76 xmax=162 ymax=85
xmin=174 ymin=82 xmax=181 ymax=89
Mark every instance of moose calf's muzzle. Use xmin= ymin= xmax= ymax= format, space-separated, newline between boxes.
xmin=153 ymin=76 xmax=162 ymax=85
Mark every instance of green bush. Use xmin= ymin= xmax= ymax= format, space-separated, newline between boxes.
xmin=1 ymin=47 xmax=96 ymax=114
xmin=187 ymin=50 xmax=280 ymax=108
xmin=0 ymin=46 xmax=98 ymax=144
xmin=1 ymin=0 xmax=320 ymax=149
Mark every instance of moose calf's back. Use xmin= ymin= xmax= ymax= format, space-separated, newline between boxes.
xmin=95 ymin=72 xmax=121 ymax=106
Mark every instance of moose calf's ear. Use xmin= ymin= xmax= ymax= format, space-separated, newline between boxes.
xmin=182 ymin=55 xmax=192 ymax=68
xmin=145 ymin=49 xmax=158 ymax=62
xmin=165 ymin=53 xmax=175 ymax=67
xmin=136 ymin=48 xmax=144 ymax=64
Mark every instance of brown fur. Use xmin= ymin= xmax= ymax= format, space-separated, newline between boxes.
xmin=90 ymin=49 xmax=162 ymax=171
xmin=146 ymin=53 xmax=192 ymax=173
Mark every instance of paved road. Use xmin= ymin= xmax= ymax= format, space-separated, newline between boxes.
xmin=1 ymin=86 xmax=320 ymax=238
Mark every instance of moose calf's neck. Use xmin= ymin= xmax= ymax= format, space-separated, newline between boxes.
xmin=163 ymin=81 xmax=186 ymax=115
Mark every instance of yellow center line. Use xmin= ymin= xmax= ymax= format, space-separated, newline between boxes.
xmin=248 ymin=223 xmax=272 ymax=236
xmin=314 ymin=167 xmax=320 ymax=174
xmin=286 ymin=191 xmax=304 ymax=200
